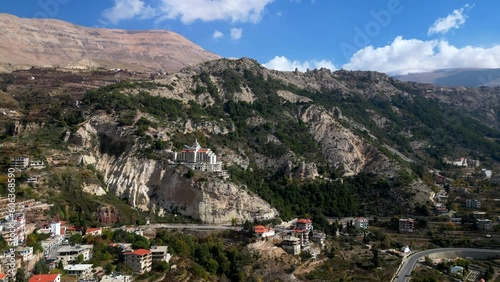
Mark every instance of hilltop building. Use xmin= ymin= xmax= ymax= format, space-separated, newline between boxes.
xmin=174 ymin=140 xmax=223 ymax=172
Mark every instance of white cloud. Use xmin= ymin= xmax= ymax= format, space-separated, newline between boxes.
xmin=102 ymin=0 xmax=155 ymax=25
xmin=342 ymin=36 xmax=500 ymax=75
xmin=157 ymin=0 xmax=274 ymax=24
xmin=428 ymin=4 xmax=471 ymax=35
xmin=230 ymin=28 xmax=243 ymax=40
xmin=212 ymin=30 xmax=224 ymax=39
xmin=263 ymin=56 xmax=336 ymax=72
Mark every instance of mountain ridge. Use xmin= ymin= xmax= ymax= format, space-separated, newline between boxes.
xmin=0 ymin=13 xmax=220 ymax=73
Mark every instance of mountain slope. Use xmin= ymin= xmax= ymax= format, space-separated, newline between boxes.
xmin=1 ymin=58 xmax=500 ymax=223
xmin=0 ymin=13 xmax=220 ymax=72
xmin=394 ymin=68 xmax=500 ymax=87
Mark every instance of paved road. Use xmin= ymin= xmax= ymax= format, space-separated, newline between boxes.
xmin=115 ymin=223 xmax=243 ymax=231
xmin=393 ymin=248 xmax=500 ymax=282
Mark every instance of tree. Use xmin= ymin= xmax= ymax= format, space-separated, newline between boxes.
xmin=424 ymin=256 xmax=433 ymax=266
xmin=76 ymin=254 xmax=84 ymax=263
xmin=372 ymin=248 xmax=380 ymax=268
xmin=15 ymin=268 xmax=26 ymax=282
xmin=69 ymin=233 xmax=83 ymax=245
xmin=34 ymin=260 xmax=49 ymax=274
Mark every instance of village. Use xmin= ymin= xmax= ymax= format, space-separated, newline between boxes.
xmin=0 ymin=143 xmax=499 ymax=282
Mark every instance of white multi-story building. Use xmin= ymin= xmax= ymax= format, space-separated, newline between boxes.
xmin=150 ymin=245 xmax=172 ymax=263
xmin=11 ymin=157 xmax=29 ymax=169
xmin=64 ymin=264 xmax=93 ymax=277
xmin=399 ymin=218 xmax=415 ymax=233
xmin=57 ymin=245 xmax=93 ymax=265
xmin=124 ymin=249 xmax=152 ymax=273
xmin=174 ymin=140 xmax=222 ymax=172
xmin=0 ymin=213 xmax=26 ymax=246
xmin=466 ymin=199 xmax=481 ymax=209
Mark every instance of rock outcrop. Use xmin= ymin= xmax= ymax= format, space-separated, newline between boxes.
xmin=77 ymin=120 xmax=277 ymax=224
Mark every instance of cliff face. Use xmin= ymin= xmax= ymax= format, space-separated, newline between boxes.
xmin=77 ymin=120 xmax=278 ymax=224
xmin=0 ymin=13 xmax=220 ymax=72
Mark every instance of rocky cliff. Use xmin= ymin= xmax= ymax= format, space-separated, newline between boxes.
xmin=75 ymin=118 xmax=278 ymax=224
xmin=0 ymin=13 xmax=220 ymax=72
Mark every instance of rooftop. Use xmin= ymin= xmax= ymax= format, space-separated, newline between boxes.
xmin=297 ymin=218 xmax=312 ymax=224
xmin=29 ymin=274 xmax=60 ymax=282
xmin=124 ymin=249 xmax=151 ymax=256
xmin=64 ymin=264 xmax=93 ymax=271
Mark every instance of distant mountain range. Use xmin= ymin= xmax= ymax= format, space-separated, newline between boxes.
xmin=394 ymin=68 xmax=500 ymax=87
xmin=0 ymin=13 xmax=220 ymax=73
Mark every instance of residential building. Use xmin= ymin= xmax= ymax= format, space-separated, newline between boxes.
xmin=29 ymin=274 xmax=61 ymax=282
xmin=29 ymin=160 xmax=45 ymax=169
xmin=150 ymin=245 xmax=172 ymax=263
xmin=291 ymin=229 xmax=309 ymax=248
xmin=16 ymin=246 xmax=34 ymax=262
xmin=399 ymin=218 xmax=415 ymax=233
xmin=282 ymin=236 xmax=301 ymax=255
xmin=434 ymin=203 xmax=449 ymax=214
xmin=450 ymin=158 xmax=468 ymax=167
xmin=57 ymin=245 xmax=93 ymax=265
xmin=85 ymin=227 xmax=102 ymax=237
xmin=476 ymin=219 xmax=493 ymax=231
xmin=296 ymin=218 xmax=313 ymax=232
xmin=466 ymin=199 xmax=481 ymax=209
xmin=100 ymin=274 xmax=132 ymax=282
xmin=0 ymin=213 xmax=26 ymax=246
xmin=174 ymin=140 xmax=223 ymax=172
xmin=0 ymin=273 xmax=7 ymax=282
xmin=41 ymin=236 xmax=64 ymax=255
xmin=123 ymin=249 xmax=152 ymax=274
xmin=64 ymin=264 xmax=93 ymax=277
xmin=312 ymin=232 xmax=326 ymax=249
xmin=11 ymin=157 xmax=29 ymax=169
xmin=254 ymin=225 xmax=275 ymax=238
xmin=354 ymin=217 xmax=369 ymax=229
xmin=472 ymin=211 xmax=487 ymax=219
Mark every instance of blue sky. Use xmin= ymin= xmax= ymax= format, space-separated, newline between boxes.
xmin=2 ymin=0 xmax=500 ymax=74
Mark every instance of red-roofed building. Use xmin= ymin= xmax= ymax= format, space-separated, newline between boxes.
xmin=254 ymin=225 xmax=275 ymax=238
xmin=85 ymin=227 xmax=102 ymax=236
xmin=29 ymin=274 xmax=61 ymax=282
xmin=124 ymin=249 xmax=152 ymax=273
xmin=296 ymin=218 xmax=313 ymax=232
xmin=0 ymin=273 xmax=8 ymax=282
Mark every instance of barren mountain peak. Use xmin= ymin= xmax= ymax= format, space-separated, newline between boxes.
xmin=0 ymin=13 xmax=220 ymax=72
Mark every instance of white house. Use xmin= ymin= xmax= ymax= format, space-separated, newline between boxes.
xmin=57 ymin=244 xmax=93 ymax=265
xmin=64 ymin=264 xmax=93 ymax=277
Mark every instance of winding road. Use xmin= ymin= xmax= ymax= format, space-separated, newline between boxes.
xmin=393 ymin=248 xmax=500 ymax=282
